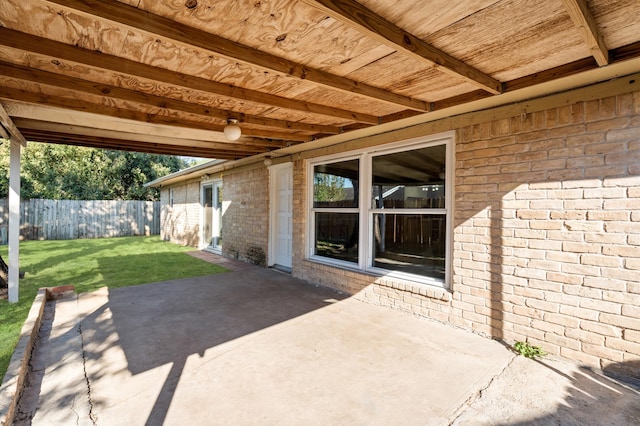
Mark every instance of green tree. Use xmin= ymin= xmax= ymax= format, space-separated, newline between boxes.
xmin=314 ymin=173 xmax=347 ymax=202
xmin=0 ymin=140 xmax=188 ymax=201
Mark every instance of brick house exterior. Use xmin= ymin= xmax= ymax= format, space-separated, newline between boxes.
xmin=221 ymin=167 xmax=270 ymax=265
xmin=155 ymin=82 xmax=640 ymax=375
xmin=160 ymin=179 xmax=202 ymax=247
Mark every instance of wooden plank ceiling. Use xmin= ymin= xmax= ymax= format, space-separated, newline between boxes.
xmin=0 ymin=0 xmax=639 ymax=159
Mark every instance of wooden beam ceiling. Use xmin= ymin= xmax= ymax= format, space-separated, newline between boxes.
xmin=12 ymin=119 xmax=274 ymax=154
xmin=561 ymin=0 xmax=609 ymax=66
xmin=0 ymin=86 xmax=310 ymax=143
xmin=19 ymin=129 xmax=246 ymax=159
xmin=0 ymin=27 xmax=379 ymax=125
xmin=301 ymin=0 xmax=503 ymax=95
xmin=0 ymin=61 xmax=339 ymax=136
xmin=0 ymin=0 xmax=639 ymax=160
xmin=45 ymin=0 xmax=430 ymax=112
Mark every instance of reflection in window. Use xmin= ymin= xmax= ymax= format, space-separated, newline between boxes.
xmin=372 ymin=214 xmax=445 ymax=280
xmin=371 ymin=145 xmax=445 ymax=209
xmin=309 ymin=136 xmax=451 ymax=286
xmin=313 ymin=159 xmax=358 ymax=208
xmin=314 ymin=212 xmax=358 ymax=264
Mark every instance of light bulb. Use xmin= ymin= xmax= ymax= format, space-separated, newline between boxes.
xmin=224 ymin=120 xmax=241 ymax=141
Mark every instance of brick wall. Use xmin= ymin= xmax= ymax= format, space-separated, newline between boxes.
xmin=222 ymin=167 xmax=269 ymax=265
xmin=453 ymin=92 xmax=640 ymax=371
xmin=293 ymin=90 xmax=640 ymax=373
xmin=160 ymin=180 xmax=201 ymax=246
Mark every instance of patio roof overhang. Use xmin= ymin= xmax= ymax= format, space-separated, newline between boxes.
xmin=1 ymin=0 xmax=640 ymax=161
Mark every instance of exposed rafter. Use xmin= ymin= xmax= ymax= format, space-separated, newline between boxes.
xmin=561 ymin=0 xmax=609 ymax=66
xmin=0 ymin=86 xmax=310 ymax=143
xmin=20 ymin=129 xmax=245 ymax=159
xmin=0 ymin=0 xmax=638 ymax=161
xmin=44 ymin=0 xmax=430 ymax=111
xmin=301 ymin=0 xmax=502 ymax=94
xmin=0 ymin=101 xmax=26 ymax=146
xmin=0 ymin=61 xmax=340 ymax=135
xmin=12 ymin=119 xmax=273 ymax=154
xmin=0 ymin=28 xmax=379 ymax=125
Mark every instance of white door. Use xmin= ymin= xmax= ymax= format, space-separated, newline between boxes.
xmin=270 ymin=164 xmax=293 ymax=269
xmin=202 ymin=181 xmax=223 ymax=251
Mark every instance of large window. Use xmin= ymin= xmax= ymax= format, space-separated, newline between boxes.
xmin=312 ymin=158 xmax=359 ymax=264
xmin=308 ymin=134 xmax=452 ymax=287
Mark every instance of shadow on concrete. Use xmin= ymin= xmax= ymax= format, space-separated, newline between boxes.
xmin=515 ymin=359 xmax=640 ymax=425
xmin=80 ymin=266 xmax=346 ymax=425
xmin=453 ymin=355 xmax=640 ymax=425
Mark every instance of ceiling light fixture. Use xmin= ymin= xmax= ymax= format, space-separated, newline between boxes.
xmin=223 ymin=119 xmax=241 ymax=141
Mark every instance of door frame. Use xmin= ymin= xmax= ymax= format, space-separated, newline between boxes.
xmin=268 ymin=162 xmax=293 ymax=270
xmin=200 ymin=178 xmax=223 ymax=253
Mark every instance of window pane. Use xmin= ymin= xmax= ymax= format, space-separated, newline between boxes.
xmin=314 ymin=159 xmax=359 ymax=208
xmin=371 ymin=145 xmax=445 ymax=209
xmin=314 ymin=212 xmax=358 ymax=264
xmin=372 ymin=213 xmax=445 ymax=281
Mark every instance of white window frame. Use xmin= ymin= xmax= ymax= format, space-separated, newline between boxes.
xmin=308 ymin=154 xmax=362 ymax=271
xmin=307 ymin=131 xmax=454 ymax=288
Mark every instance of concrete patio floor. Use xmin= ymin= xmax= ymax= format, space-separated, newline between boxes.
xmin=6 ymin=262 xmax=640 ymax=425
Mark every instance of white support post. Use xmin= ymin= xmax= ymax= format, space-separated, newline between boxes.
xmin=8 ymin=137 xmax=21 ymax=303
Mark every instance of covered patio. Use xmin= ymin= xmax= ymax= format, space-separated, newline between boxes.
xmin=1 ymin=1 xmax=640 ymax=423
xmin=6 ymin=262 xmax=639 ymax=425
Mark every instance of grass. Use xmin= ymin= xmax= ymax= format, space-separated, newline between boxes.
xmin=0 ymin=236 xmax=227 ymax=380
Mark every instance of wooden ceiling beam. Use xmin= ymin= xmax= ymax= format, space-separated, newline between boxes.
xmin=0 ymin=61 xmax=340 ymax=135
xmin=19 ymin=130 xmax=246 ymax=159
xmin=0 ymin=28 xmax=379 ymax=125
xmin=561 ymin=0 xmax=609 ymax=66
xmin=0 ymin=85 xmax=310 ymax=143
xmin=301 ymin=0 xmax=502 ymax=95
xmin=2 ymin=100 xmax=290 ymax=148
xmin=12 ymin=118 xmax=270 ymax=153
xmin=44 ymin=0 xmax=429 ymax=111
xmin=0 ymin=102 xmax=27 ymax=146
xmin=379 ymin=39 xmax=640 ymax=124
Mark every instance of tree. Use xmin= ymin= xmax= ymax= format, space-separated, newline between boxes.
xmin=0 ymin=141 xmax=189 ymax=201
xmin=314 ymin=173 xmax=347 ymax=202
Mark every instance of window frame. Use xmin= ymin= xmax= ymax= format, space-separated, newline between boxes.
xmin=308 ymin=154 xmax=363 ymax=270
xmin=307 ymin=132 xmax=454 ymax=288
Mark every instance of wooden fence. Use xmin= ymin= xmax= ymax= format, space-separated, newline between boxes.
xmin=0 ymin=199 xmax=161 ymax=244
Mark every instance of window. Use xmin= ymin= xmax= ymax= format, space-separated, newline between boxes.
xmin=312 ymin=158 xmax=359 ymax=265
xmin=169 ymin=188 xmax=174 ymax=207
xmin=308 ymin=134 xmax=453 ymax=287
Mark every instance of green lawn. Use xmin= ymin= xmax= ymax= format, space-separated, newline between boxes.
xmin=0 ymin=236 xmax=227 ymax=380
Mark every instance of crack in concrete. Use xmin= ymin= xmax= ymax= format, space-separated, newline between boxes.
xmin=78 ymin=322 xmax=97 ymax=425
xmin=448 ymin=353 xmax=517 ymax=425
